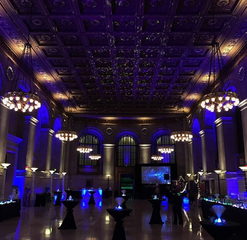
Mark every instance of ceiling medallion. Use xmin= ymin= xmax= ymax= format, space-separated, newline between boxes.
xmin=20 ymin=0 xmax=32 ymax=8
xmin=117 ymin=0 xmax=130 ymax=7
xmin=216 ymin=0 xmax=230 ymax=7
xmin=32 ymin=19 xmax=43 ymax=26
xmin=53 ymin=0 xmax=66 ymax=8
xmin=183 ymin=0 xmax=196 ymax=7
xmin=85 ymin=0 xmax=97 ymax=8
xmin=150 ymin=0 xmax=163 ymax=8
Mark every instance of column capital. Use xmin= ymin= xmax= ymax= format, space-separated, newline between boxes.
xmin=25 ymin=116 xmax=39 ymax=126
xmin=139 ymin=144 xmax=151 ymax=148
xmin=214 ymin=117 xmax=232 ymax=127
xmin=239 ymin=99 xmax=247 ymax=111
xmin=103 ymin=144 xmax=115 ymax=148
xmin=41 ymin=128 xmax=54 ymax=136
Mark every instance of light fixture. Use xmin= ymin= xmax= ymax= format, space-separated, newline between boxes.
xmin=1 ymin=1 xmax=41 ymax=113
xmin=1 ymin=163 xmax=11 ymax=169
xmin=200 ymin=3 xmax=239 ymax=113
xmin=1 ymin=42 xmax=41 ymax=112
xmin=151 ymin=155 xmax=163 ymax=161
xmin=158 ymin=146 xmax=174 ymax=154
xmin=89 ymin=154 xmax=101 ymax=160
xmin=186 ymin=173 xmax=192 ymax=178
xmin=239 ymin=165 xmax=247 ymax=171
xmin=198 ymin=170 xmax=204 ymax=176
xmin=214 ymin=170 xmax=223 ymax=174
xmin=55 ymin=130 xmax=78 ymax=141
xmin=49 ymin=169 xmax=56 ymax=174
xmin=77 ymin=145 xmax=93 ymax=153
xmin=61 ymin=172 xmax=67 ymax=176
xmin=30 ymin=167 xmax=38 ymax=172
xmin=170 ymin=131 xmax=193 ymax=142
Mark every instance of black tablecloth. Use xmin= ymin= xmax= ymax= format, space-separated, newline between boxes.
xmin=107 ymin=208 xmax=132 ymax=240
xmin=0 ymin=200 xmax=21 ymax=222
xmin=58 ymin=200 xmax=79 ymax=230
xmin=34 ymin=194 xmax=46 ymax=207
xmin=201 ymin=200 xmax=247 ymax=239
xmin=200 ymin=220 xmax=240 ymax=240
xmin=148 ymin=199 xmax=164 ymax=224
xmin=53 ymin=191 xmax=62 ymax=206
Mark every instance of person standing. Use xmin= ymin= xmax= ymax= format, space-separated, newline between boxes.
xmin=170 ymin=186 xmax=183 ymax=225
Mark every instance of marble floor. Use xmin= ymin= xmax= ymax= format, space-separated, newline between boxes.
xmin=0 ymin=197 xmax=215 ymax=240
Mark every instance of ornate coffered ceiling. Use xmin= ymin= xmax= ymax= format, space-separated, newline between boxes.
xmin=0 ymin=0 xmax=247 ymax=119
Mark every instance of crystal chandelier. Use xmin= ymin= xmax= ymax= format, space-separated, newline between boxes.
xmin=158 ymin=146 xmax=174 ymax=154
xmin=2 ymin=42 xmax=41 ymax=112
xmin=77 ymin=145 xmax=93 ymax=153
xmin=151 ymin=155 xmax=163 ymax=161
xmin=89 ymin=154 xmax=101 ymax=160
xmin=170 ymin=131 xmax=193 ymax=142
xmin=55 ymin=130 xmax=77 ymax=141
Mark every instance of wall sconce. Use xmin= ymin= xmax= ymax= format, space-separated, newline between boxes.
xmin=186 ymin=173 xmax=191 ymax=178
xmin=239 ymin=165 xmax=247 ymax=171
xmin=31 ymin=167 xmax=38 ymax=172
xmin=49 ymin=169 xmax=56 ymax=174
xmin=1 ymin=163 xmax=11 ymax=169
xmin=61 ymin=172 xmax=67 ymax=176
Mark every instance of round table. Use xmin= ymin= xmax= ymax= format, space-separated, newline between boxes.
xmin=88 ymin=190 xmax=96 ymax=204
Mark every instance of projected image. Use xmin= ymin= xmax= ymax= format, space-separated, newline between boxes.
xmin=141 ymin=166 xmax=171 ymax=184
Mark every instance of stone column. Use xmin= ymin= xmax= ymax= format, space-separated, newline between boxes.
xmin=187 ymin=141 xmax=194 ymax=174
xmin=192 ymin=134 xmax=202 ymax=173
xmin=199 ymin=128 xmax=217 ymax=172
xmin=59 ymin=141 xmax=66 ymax=172
xmin=37 ymin=128 xmax=54 ymax=171
xmin=215 ymin=117 xmax=237 ymax=171
xmin=139 ymin=144 xmax=151 ymax=164
xmin=103 ymin=144 xmax=115 ymax=190
xmin=18 ymin=116 xmax=39 ymax=169
xmin=0 ymin=104 xmax=10 ymax=164
xmin=239 ymin=99 xmax=247 ymax=164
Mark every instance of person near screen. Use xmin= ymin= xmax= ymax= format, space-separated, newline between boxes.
xmin=169 ymin=185 xmax=183 ymax=225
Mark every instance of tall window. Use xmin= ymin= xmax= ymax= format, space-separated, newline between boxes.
xmin=78 ymin=134 xmax=100 ymax=166
xmin=117 ymin=135 xmax=138 ymax=167
xmin=153 ymin=135 xmax=175 ymax=163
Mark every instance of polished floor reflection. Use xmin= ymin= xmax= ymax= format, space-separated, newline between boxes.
xmin=0 ymin=197 xmax=214 ymax=240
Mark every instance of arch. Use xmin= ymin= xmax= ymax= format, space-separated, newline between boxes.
xmin=0 ymin=63 xmax=4 ymax=92
xmin=78 ymin=127 xmax=104 ymax=144
xmin=116 ymin=129 xmax=139 ymax=144
xmin=37 ymin=102 xmax=49 ymax=126
xmin=151 ymin=128 xmax=172 ymax=145
xmin=53 ymin=116 xmax=62 ymax=132
xmin=116 ymin=134 xmax=138 ymax=167
xmin=192 ymin=117 xmax=201 ymax=135
xmin=204 ymin=110 xmax=216 ymax=127
xmin=17 ymin=80 xmax=30 ymax=92
xmin=223 ymin=80 xmax=239 ymax=93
